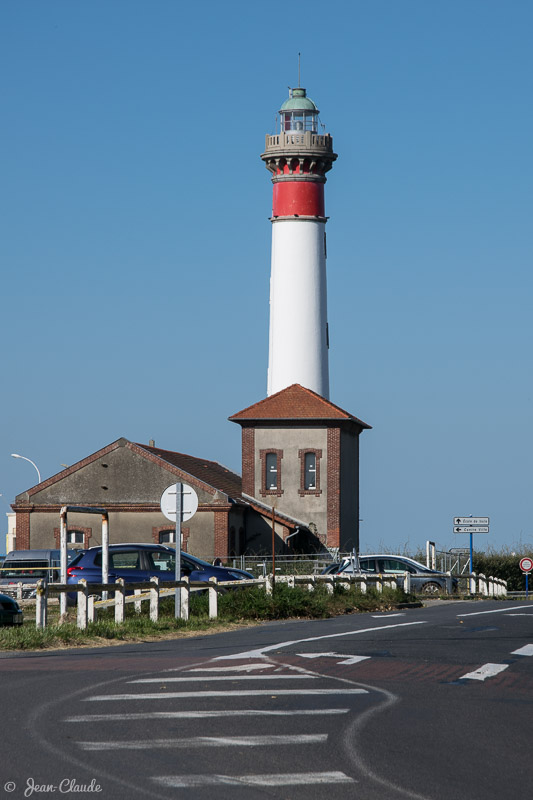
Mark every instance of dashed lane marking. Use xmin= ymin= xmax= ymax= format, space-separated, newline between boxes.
xmin=457 ymin=606 xmax=533 ymax=617
xmin=84 ymin=688 xmax=369 ymax=701
xmin=65 ymin=708 xmax=350 ymax=723
xmin=129 ymin=674 xmax=315 ymax=683
xmin=78 ymin=734 xmax=328 ymax=750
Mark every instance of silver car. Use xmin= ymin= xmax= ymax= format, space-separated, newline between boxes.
xmin=337 ymin=554 xmax=456 ymax=594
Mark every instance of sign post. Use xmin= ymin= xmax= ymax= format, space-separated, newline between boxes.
xmin=453 ymin=517 xmax=490 ymax=582
xmin=161 ymin=483 xmax=199 ymax=619
xmin=519 ymin=557 xmax=533 ymax=599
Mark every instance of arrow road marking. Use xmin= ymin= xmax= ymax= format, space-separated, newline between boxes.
xmin=458 ymin=663 xmax=509 ymax=681
xmin=297 ymin=652 xmax=370 ymax=666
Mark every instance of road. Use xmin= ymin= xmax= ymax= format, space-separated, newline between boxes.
xmin=1 ymin=599 xmax=532 ymax=800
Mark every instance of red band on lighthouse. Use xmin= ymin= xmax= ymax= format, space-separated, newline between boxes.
xmin=272 ymin=181 xmax=324 ymax=218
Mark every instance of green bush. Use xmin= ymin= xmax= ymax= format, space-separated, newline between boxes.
xmin=473 ymin=550 xmax=533 ymax=592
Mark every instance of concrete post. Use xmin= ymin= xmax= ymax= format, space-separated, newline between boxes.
xmin=150 ymin=576 xmax=159 ymax=622
xmin=77 ymin=579 xmax=88 ymax=629
xmin=114 ymin=578 xmax=125 ymax=623
xmin=208 ymin=576 xmax=218 ymax=619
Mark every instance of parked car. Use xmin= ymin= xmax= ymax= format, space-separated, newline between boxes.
xmin=66 ymin=544 xmax=254 ymax=600
xmin=335 ymin=554 xmax=457 ymax=594
xmin=0 ymin=549 xmax=79 ymax=599
xmin=0 ymin=593 xmax=24 ymax=626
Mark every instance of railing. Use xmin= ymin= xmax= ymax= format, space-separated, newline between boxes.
xmin=28 ymin=571 xmax=507 ymax=630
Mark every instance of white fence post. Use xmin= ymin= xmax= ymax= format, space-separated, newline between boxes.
xmin=287 ymin=576 xmax=295 ymax=589
xmin=77 ymin=579 xmax=89 ymax=629
xmin=134 ymin=589 xmax=142 ymax=614
xmin=265 ymin=575 xmax=273 ymax=595
xmin=180 ymin=576 xmax=189 ymax=621
xmin=470 ymin=572 xmax=477 ymax=595
xmin=209 ymin=576 xmax=218 ymax=619
xmin=150 ymin=576 xmax=159 ymax=622
xmin=88 ymin=595 xmax=96 ymax=623
xmin=488 ymin=576 xmax=494 ymax=596
xmin=35 ymin=579 xmax=47 ymax=629
xmin=114 ymin=578 xmax=125 ymax=623
xmin=403 ymin=572 xmax=411 ymax=593
xmin=375 ymin=575 xmax=383 ymax=593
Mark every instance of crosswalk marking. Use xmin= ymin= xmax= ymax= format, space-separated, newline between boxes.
xmin=511 ymin=644 xmax=533 ymax=656
xmin=84 ymin=688 xmax=369 ymax=701
xmin=129 ymin=674 xmax=315 ymax=684
xmin=458 ymin=663 xmax=509 ymax=681
xmin=184 ymin=663 xmax=273 ymax=673
xmin=65 ymin=708 xmax=350 ymax=722
xmin=78 ymin=734 xmax=328 ymax=750
xmin=153 ymin=772 xmax=356 ymax=787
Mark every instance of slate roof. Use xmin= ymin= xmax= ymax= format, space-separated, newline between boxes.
xmin=229 ymin=384 xmax=371 ymax=428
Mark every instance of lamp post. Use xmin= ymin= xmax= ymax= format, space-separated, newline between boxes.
xmin=11 ymin=453 xmax=41 ymax=485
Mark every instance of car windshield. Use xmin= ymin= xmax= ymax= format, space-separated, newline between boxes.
xmin=1 ymin=560 xmax=50 ymax=579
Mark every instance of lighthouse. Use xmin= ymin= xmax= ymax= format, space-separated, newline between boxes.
xmin=261 ymin=86 xmax=337 ymax=399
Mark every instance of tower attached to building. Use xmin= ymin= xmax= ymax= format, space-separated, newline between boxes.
xmin=261 ymin=87 xmax=337 ymax=400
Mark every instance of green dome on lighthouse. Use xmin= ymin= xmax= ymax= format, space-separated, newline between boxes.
xmin=280 ymin=87 xmax=319 ymax=113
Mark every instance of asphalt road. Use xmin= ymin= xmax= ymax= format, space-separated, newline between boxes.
xmin=1 ymin=599 xmax=532 ymax=800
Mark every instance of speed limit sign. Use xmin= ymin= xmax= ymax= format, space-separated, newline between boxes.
xmin=519 ymin=557 xmax=533 ymax=573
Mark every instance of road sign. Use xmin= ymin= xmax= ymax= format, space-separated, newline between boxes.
xmin=519 ymin=557 xmax=533 ymax=574
xmin=454 ymin=526 xmax=489 ymax=534
xmin=160 ymin=483 xmax=199 ymax=522
xmin=453 ymin=517 xmax=489 ymax=526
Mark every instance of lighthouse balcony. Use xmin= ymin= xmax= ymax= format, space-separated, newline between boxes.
xmin=263 ymin=131 xmax=335 ymax=155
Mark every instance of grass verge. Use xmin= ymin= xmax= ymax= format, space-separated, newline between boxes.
xmin=0 ymin=584 xmax=415 ymax=651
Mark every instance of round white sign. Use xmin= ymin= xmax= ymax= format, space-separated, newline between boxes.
xmin=519 ymin=557 xmax=533 ymax=574
xmin=160 ymin=483 xmax=199 ymax=523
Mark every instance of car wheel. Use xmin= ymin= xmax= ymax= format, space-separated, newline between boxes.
xmin=421 ymin=581 xmax=442 ymax=595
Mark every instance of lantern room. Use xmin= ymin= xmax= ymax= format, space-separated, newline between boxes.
xmin=280 ymin=87 xmax=319 ymax=133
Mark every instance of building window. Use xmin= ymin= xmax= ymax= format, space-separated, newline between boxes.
xmin=304 ymin=452 xmax=316 ymax=489
xmin=159 ymin=530 xmax=175 ymax=544
xmin=67 ymin=531 xmax=85 ymax=544
xmin=298 ymin=449 xmax=322 ymax=496
xmin=266 ymin=453 xmax=278 ymax=490
xmin=259 ymin=449 xmax=284 ymax=497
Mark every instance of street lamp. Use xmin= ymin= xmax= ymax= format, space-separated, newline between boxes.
xmin=11 ymin=453 xmax=41 ymax=484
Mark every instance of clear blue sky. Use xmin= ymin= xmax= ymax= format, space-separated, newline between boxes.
xmin=2 ymin=0 xmax=532 ymax=555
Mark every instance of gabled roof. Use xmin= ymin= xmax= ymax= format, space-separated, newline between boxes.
xmin=229 ymin=384 xmax=371 ymax=428
xmin=135 ymin=442 xmax=243 ymax=499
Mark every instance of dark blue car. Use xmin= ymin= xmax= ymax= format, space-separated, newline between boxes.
xmin=66 ymin=543 xmax=253 ymax=600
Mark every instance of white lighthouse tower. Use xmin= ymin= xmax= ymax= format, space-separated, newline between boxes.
xmin=261 ymin=86 xmax=337 ymax=399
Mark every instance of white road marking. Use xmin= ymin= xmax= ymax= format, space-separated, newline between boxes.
xmin=507 ymin=613 xmax=533 ymax=617
xmin=214 ymin=620 xmax=427 ymax=660
xmin=79 ymin=734 xmax=328 ymax=751
xmin=153 ymin=772 xmax=356 ymax=787
xmin=297 ymin=652 xmax=370 ymax=666
xmin=371 ymin=613 xmax=405 ymax=618
xmin=184 ymin=663 xmax=273 ymax=673
xmin=511 ymin=644 xmax=533 ymax=656
xmin=129 ymin=674 xmax=315 ymax=684
xmin=84 ymin=688 xmax=369 ymax=701
xmin=459 ymin=663 xmax=509 ymax=681
xmin=457 ymin=606 xmax=533 ymax=617
xmin=65 ymin=708 xmax=350 ymax=723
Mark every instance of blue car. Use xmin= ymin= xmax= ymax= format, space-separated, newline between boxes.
xmin=66 ymin=543 xmax=253 ymax=600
